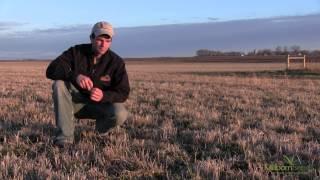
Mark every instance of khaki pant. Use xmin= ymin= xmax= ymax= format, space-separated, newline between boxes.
xmin=52 ymin=80 xmax=128 ymax=142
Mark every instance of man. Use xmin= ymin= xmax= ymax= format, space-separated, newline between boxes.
xmin=46 ymin=21 xmax=130 ymax=147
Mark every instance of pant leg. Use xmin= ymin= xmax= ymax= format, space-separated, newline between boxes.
xmin=53 ymin=80 xmax=129 ymax=137
xmin=52 ymin=80 xmax=86 ymax=142
xmin=78 ymin=103 xmax=129 ymax=133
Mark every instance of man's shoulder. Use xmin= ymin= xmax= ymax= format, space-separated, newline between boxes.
xmin=63 ymin=44 xmax=92 ymax=59
xmin=73 ymin=44 xmax=92 ymax=52
xmin=108 ymin=50 xmax=125 ymax=64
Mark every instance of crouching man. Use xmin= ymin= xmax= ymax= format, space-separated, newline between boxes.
xmin=46 ymin=21 xmax=130 ymax=147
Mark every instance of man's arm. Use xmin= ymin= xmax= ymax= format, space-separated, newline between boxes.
xmin=101 ymin=63 xmax=130 ymax=103
xmin=46 ymin=47 xmax=75 ymax=81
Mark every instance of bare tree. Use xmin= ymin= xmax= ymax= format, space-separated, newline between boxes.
xmin=290 ymin=45 xmax=301 ymax=54
xmin=275 ymin=46 xmax=282 ymax=55
xmin=196 ymin=49 xmax=211 ymax=56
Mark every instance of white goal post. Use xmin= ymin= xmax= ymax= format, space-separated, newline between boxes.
xmin=287 ymin=54 xmax=306 ymax=69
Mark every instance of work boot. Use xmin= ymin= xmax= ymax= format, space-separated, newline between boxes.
xmin=53 ymin=137 xmax=73 ymax=148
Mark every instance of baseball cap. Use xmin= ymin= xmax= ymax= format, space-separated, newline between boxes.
xmin=91 ymin=21 xmax=114 ymax=38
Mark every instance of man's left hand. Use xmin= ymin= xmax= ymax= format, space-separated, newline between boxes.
xmin=90 ymin=88 xmax=103 ymax=102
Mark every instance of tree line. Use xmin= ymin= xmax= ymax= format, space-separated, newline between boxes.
xmin=196 ymin=45 xmax=320 ymax=56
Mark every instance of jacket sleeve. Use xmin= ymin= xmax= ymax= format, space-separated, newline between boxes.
xmin=46 ymin=47 xmax=76 ymax=81
xmin=101 ymin=62 xmax=130 ymax=103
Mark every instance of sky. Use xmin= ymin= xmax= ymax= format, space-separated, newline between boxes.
xmin=0 ymin=0 xmax=319 ymax=59
xmin=0 ymin=0 xmax=319 ymax=31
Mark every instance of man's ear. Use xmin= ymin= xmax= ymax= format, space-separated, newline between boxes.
xmin=90 ymin=33 xmax=95 ymax=40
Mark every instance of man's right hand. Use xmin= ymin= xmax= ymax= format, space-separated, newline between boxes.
xmin=76 ymin=74 xmax=93 ymax=91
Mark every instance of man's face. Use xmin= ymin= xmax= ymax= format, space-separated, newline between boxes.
xmin=91 ymin=35 xmax=112 ymax=56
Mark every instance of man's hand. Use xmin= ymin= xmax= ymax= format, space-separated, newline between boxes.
xmin=76 ymin=74 xmax=93 ymax=91
xmin=90 ymin=88 xmax=103 ymax=102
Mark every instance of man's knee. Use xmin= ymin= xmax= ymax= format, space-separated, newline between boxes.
xmin=114 ymin=103 xmax=128 ymax=125
xmin=52 ymin=81 xmax=74 ymax=106
xmin=103 ymin=103 xmax=128 ymax=126
xmin=52 ymin=80 xmax=68 ymax=93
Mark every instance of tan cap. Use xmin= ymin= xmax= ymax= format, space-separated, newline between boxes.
xmin=91 ymin=21 xmax=114 ymax=38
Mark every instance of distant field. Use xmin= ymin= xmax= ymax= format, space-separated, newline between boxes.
xmin=127 ymin=62 xmax=286 ymax=72
xmin=0 ymin=61 xmax=319 ymax=179
xmin=125 ymin=55 xmax=320 ymax=63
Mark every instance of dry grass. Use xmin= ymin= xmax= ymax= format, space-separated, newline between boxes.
xmin=0 ymin=61 xmax=320 ymax=179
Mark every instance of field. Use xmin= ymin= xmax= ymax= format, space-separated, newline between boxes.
xmin=0 ymin=60 xmax=320 ymax=179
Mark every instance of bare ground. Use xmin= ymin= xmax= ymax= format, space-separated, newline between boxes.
xmin=0 ymin=61 xmax=319 ymax=179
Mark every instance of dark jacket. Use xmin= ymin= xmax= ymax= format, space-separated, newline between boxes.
xmin=46 ymin=44 xmax=130 ymax=103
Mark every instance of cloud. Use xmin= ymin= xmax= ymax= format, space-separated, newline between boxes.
xmin=1 ymin=13 xmax=320 ymax=59
xmin=32 ymin=24 xmax=91 ymax=34
xmin=0 ymin=21 xmax=26 ymax=31
xmin=0 ymin=24 xmax=91 ymax=59
xmin=160 ymin=18 xmax=169 ymax=21
xmin=0 ymin=22 xmax=90 ymax=34
xmin=0 ymin=50 xmax=57 ymax=60
xmin=2 ymin=24 xmax=91 ymax=38
xmin=269 ymin=13 xmax=320 ymax=23
xmin=208 ymin=17 xmax=219 ymax=21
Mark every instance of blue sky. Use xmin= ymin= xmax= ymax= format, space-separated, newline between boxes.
xmin=0 ymin=0 xmax=319 ymax=59
xmin=0 ymin=0 xmax=319 ymax=31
